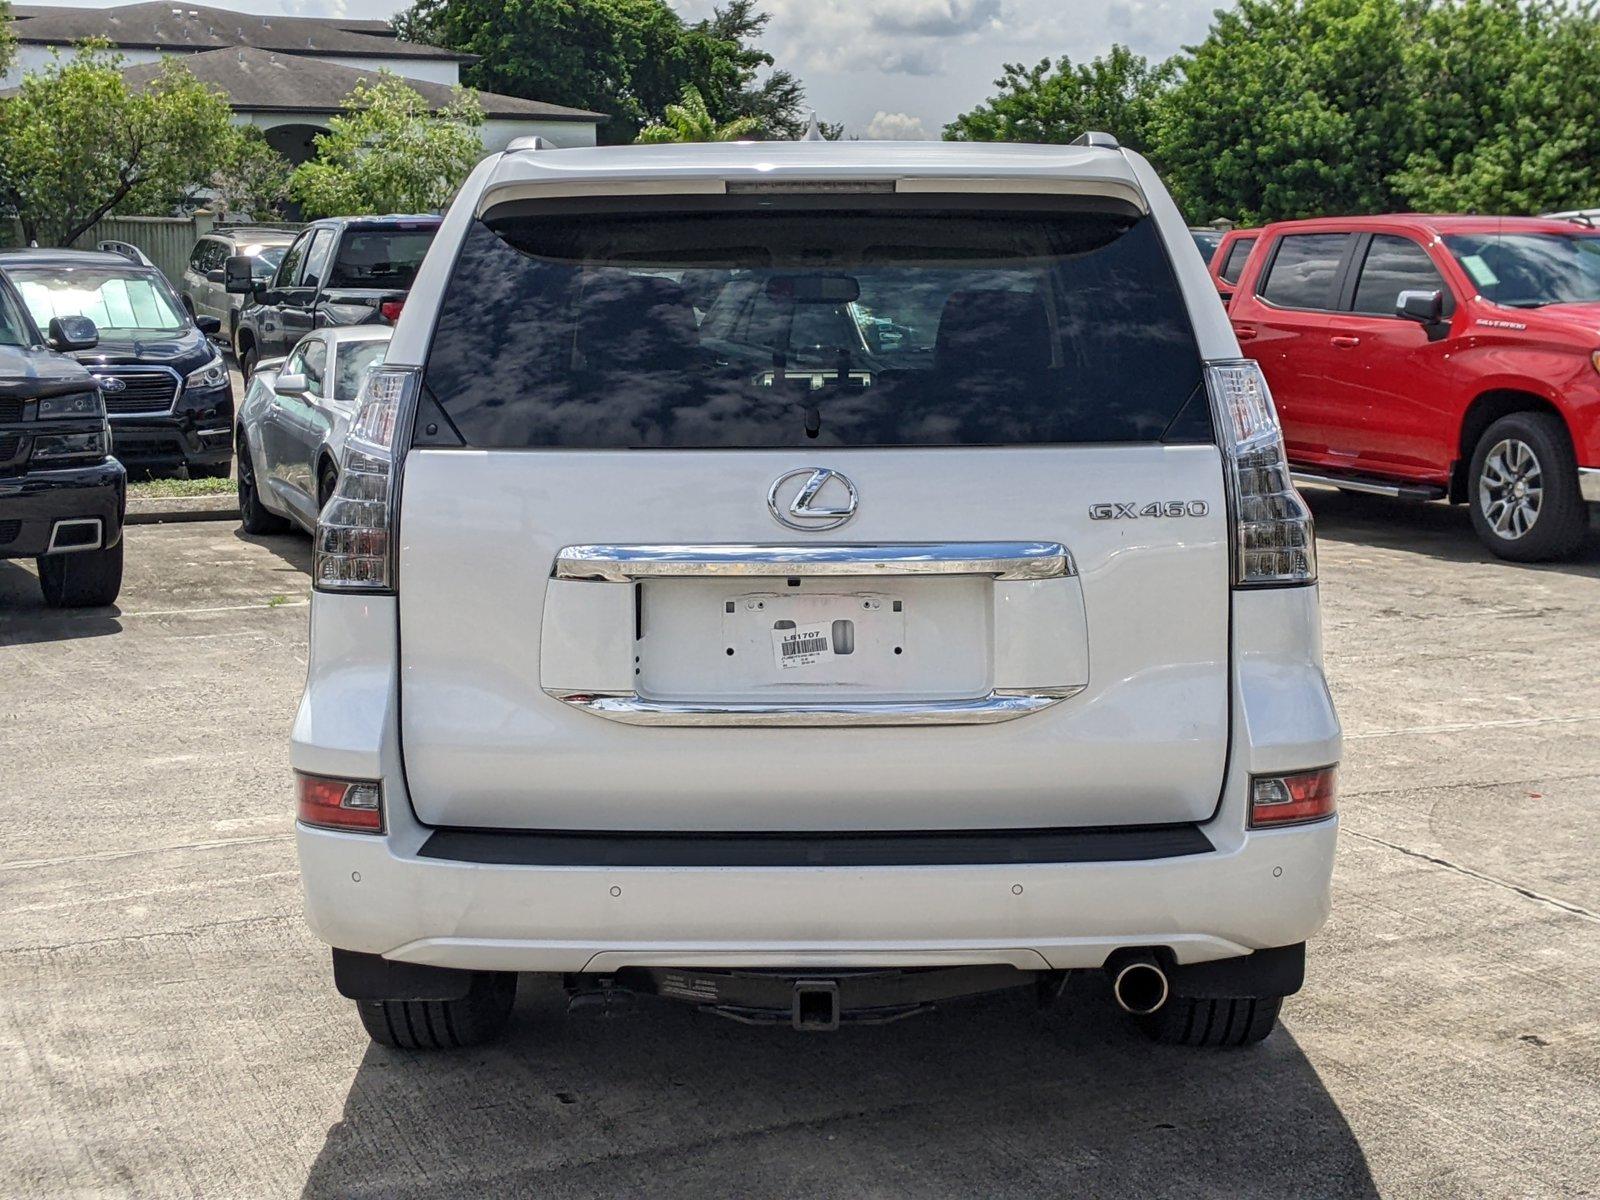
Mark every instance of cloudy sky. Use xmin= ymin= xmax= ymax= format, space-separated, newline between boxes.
xmin=39 ymin=0 xmax=1221 ymax=137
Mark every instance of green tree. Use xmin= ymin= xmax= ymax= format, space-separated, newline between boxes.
xmin=1149 ymin=0 xmax=1413 ymax=224
xmin=0 ymin=43 xmax=236 ymax=245
xmin=635 ymin=84 xmax=761 ymax=143
xmin=943 ymin=46 xmax=1172 ymax=151
xmin=289 ymin=73 xmax=483 ymax=219
xmin=394 ymin=0 xmax=829 ymax=142
xmin=211 ymin=126 xmax=293 ymax=220
xmin=1394 ymin=0 xmax=1600 ymax=213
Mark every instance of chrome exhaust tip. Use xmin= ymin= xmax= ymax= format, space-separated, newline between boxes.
xmin=1108 ymin=952 xmax=1170 ymax=1016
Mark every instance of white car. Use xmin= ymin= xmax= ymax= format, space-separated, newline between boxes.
xmin=294 ymin=136 xmax=1341 ymax=1050
xmin=235 ymin=326 xmax=390 ymax=534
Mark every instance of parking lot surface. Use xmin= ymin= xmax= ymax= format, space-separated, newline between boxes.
xmin=2 ymin=493 xmax=1597 ymax=1199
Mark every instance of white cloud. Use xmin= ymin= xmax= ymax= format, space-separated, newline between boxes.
xmin=863 ymin=111 xmax=930 ymax=139
xmin=867 ymin=0 xmax=1002 ymax=36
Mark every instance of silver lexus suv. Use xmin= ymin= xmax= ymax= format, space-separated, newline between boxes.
xmin=292 ymin=136 xmax=1341 ymax=1050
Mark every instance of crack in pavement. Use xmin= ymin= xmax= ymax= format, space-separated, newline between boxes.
xmin=1342 ymin=827 xmax=1600 ymax=924
xmin=0 ymin=833 xmax=295 ymax=873
xmin=1344 ymin=713 xmax=1600 ymax=739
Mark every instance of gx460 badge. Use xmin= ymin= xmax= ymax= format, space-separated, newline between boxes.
xmin=1089 ymin=500 xmax=1210 ymax=520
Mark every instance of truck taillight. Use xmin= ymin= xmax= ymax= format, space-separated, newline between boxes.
xmin=1206 ymin=360 xmax=1317 ymax=587
xmin=296 ymin=771 xmax=384 ymax=833
xmin=380 ymin=299 xmax=405 ymax=323
xmin=315 ymin=366 xmax=417 ymax=593
xmin=1250 ymin=766 xmax=1337 ymax=827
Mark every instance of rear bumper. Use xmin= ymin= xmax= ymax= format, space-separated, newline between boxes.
xmin=297 ymin=814 xmax=1337 ymax=975
xmin=0 ymin=458 xmax=125 ymax=559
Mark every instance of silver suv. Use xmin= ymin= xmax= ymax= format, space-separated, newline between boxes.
xmin=292 ymin=136 xmax=1341 ymax=1051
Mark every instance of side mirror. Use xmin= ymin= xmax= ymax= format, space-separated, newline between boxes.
xmin=48 ymin=315 xmax=98 ymax=352
xmin=206 ymin=269 xmax=226 ymax=284
xmin=1396 ymin=289 xmax=1444 ymax=325
xmin=195 ymin=315 xmax=221 ymax=335
xmin=225 ymin=254 xmax=260 ymax=295
xmin=273 ymin=372 xmax=309 ymax=397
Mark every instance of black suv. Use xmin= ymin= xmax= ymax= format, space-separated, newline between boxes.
xmin=0 ymin=249 xmax=233 ymax=479
xmin=0 ymin=271 xmax=125 ymax=607
xmin=227 ymin=215 xmax=440 ymax=377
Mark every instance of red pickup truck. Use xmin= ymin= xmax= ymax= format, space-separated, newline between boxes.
xmin=1210 ymin=215 xmax=1600 ymax=561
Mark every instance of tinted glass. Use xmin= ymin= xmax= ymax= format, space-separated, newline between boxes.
xmin=420 ymin=206 xmax=1208 ymax=450
xmin=1352 ymin=235 xmax=1446 ymax=314
xmin=1443 ymin=232 xmax=1600 ymax=307
xmin=189 ymin=242 xmax=209 ymax=271
xmin=1219 ymin=236 xmax=1256 ymax=285
xmin=301 ymin=339 xmax=328 ymax=393
xmin=276 ymin=233 xmax=310 ymax=288
xmin=328 ymin=229 xmax=436 ymax=289
xmin=11 ymin=267 xmax=187 ymax=336
xmin=301 ymin=230 xmax=336 ymax=291
xmin=0 ymin=283 xmax=32 ymax=346
xmin=333 ymin=340 xmax=386 ymax=403
xmin=1191 ymin=230 xmax=1223 ymax=262
xmin=1260 ymin=234 xmax=1349 ymax=309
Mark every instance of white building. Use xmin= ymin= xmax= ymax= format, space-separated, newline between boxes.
xmin=6 ymin=3 xmax=604 ymax=158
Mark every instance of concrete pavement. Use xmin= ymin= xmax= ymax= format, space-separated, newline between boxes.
xmin=0 ymin=492 xmax=1596 ymax=1198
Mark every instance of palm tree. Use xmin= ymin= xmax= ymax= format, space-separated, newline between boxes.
xmin=636 ymin=85 xmax=762 ymax=144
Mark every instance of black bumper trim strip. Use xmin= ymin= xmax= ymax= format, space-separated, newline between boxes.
xmin=417 ymin=823 xmax=1214 ymax=868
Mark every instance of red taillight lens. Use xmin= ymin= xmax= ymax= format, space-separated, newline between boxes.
xmin=379 ymin=299 xmax=405 ymax=323
xmin=296 ymin=771 xmax=384 ymax=833
xmin=1250 ymin=766 xmax=1337 ymax=828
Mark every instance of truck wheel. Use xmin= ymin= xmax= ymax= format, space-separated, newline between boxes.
xmin=237 ymin=437 xmax=289 ymax=534
xmin=238 ymin=342 xmax=257 ymax=381
xmin=1469 ymin=412 xmax=1588 ymax=562
xmin=1136 ymin=996 xmax=1282 ymax=1047
xmin=355 ymin=973 xmax=517 ymax=1050
xmin=37 ymin=539 xmax=124 ymax=608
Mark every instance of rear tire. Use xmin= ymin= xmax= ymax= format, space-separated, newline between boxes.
xmin=317 ymin=460 xmax=338 ymax=512
xmin=238 ymin=340 xmax=257 ymax=382
xmin=37 ymin=539 xmax=123 ymax=608
xmin=1135 ymin=996 xmax=1282 ymax=1047
xmin=237 ymin=436 xmax=289 ymax=534
xmin=356 ymin=973 xmax=517 ymax=1050
xmin=1468 ymin=412 xmax=1587 ymax=562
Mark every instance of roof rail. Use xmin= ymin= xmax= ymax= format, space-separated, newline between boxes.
xmin=505 ymin=135 xmax=554 ymax=153
xmin=1071 ymin=131 xmax=1120 ymax=149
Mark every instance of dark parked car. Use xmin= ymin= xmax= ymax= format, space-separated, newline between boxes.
xmin=227 ymin=215 xmax=440 ymax=377
xmin=0 ymin=272 xmax=125 ymax=607
xmin=0 ymin=248 xmax=233 ymax=479
xmin=180 ymin=226 xmax=296 ymax=345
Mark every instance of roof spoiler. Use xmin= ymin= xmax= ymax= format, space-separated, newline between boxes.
xmin=505 ymin=135 xmax=555 ymax=153
xmin=1071 ymin=131 xmax=1121 ymax=149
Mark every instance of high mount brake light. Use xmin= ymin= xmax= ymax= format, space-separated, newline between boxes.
xmin=315 ymin=366 xmax=416 ymax=593
xmin=1250 ymin=766 xmax=1337 ymax=828
xmin=296 ymin=771 xmax=384 ymax=833
xmin=1206 ymin=360 xmax=1318 ymax=586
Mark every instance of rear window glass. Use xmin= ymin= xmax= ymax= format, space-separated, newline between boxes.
xmin=1260 ymin=234 xmax=1349 ymax=309
xmin=329 ymin=229 xmax=437 ymax=289
xmin=418 ymin=202 xmax=1208 ymax=450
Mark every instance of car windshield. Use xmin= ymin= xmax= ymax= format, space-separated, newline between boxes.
xmin=1190 ymin=230 xmax=1223 ymax=262
xmin=10 ymin=266 xmax=188 ymax=336
xmin=421 ymin=203 xmax=1207 ymax=449
xmin=248 ymin=246 xmax=287 ymax=280
xmin=333 ymin=339 xmax=387 ymax=403
xmin=1443 ymin=232 xmax=1600 ymax=307
xmin=328 ymin=229 xmax=436 ymax=289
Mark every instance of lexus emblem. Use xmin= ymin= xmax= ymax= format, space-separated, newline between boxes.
xmin=92 ymin=374 xmax=127 ymax=393
xmin=767 ymin=467 xmax=858 ymax=531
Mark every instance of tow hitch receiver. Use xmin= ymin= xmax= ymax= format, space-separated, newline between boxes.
xmin=791 ymin=979 xmax=841 ymax=1032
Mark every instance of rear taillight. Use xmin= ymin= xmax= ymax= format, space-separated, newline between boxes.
xmin=315 ymin=366 xmax=417 ymax=593
xmin=1250 ymin=766 xmax=1337 ymax=828
xmin=1206 ymin=361 xmax=1317 ymax=587
xmin=296 ymin=771 xmax=384 ymax=833
xmin=379 ymin=299 xmax=405 ymax=323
